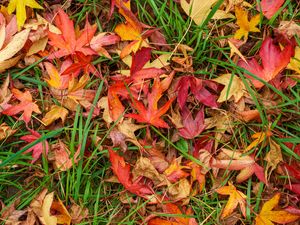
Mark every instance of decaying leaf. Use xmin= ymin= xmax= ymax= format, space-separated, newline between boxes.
xmin=264 ymin=138 xmax=283 ymax=179
xmin=49 ymin=141 xmax=80 ymax=171
xmin=244 ymin=130 xmax=272 ymax=152
xmin=0 ymin=122 xmax=16 ymax=140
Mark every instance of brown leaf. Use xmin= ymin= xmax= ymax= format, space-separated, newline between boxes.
xmin=264 ymin=139 xmax=283 ymax=179
xmin=0 ymin=122 xmax=16 ymax=140
xmin=132 ymin=157 xmax=166 ymax=185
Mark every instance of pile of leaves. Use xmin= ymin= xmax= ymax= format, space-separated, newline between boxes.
xmin=0 ymin=0 xmax=300 ymax=224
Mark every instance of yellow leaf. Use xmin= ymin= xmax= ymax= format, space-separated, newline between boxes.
xmin=212 ymin=73 xmax=246 ymax=102
xmin=180 ymin=0 xmax=218 ymax=25
xmin=228 ymin=39 xmax=246 ymax=62
xmin=42 ymin=105 xmax=69 ymax=126
xmin=42 ymin=192 xmax=57 ymax=225
xmin=244 ymin=130 xmax=272 ymax=152
xmin=255 ymin=193 xmax=300 ymax=225
xmin=7 ymin=0 xmax=43 ymax=30
xmin=44 ymin=62 xmax=69 ymax=90
xmin=287 ymin=46 xmax=300 ymax=74
xmin=234 ymin=7 xmax=260 ymax=40
xmin=216 ymin=182 xmax=247 ymax=218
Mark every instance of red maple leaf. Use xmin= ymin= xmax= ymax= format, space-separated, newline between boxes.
xmin=2 ymin=89 xmax=41 ymax=124
xmin=176 ymin=76 xmax=218 ymax=108
xmin=62 ymin=52 xmax=100 ymax=77
xmin=21 ymin=129 xmax=49 ymax=163
xmin=108 ymin=149 xmax=152 ymax=197
xmin=48 ymin=8 xmax=97 ymax=59
xmin=126 ymin=78 xmax=175 ymax=128
xmin=178 ymin=106 xmax=206 ymax=139
xmin=258 ymin=0 xmax=285 ymax=19
xmin=238 ymin=37 xmax=293 ymax=88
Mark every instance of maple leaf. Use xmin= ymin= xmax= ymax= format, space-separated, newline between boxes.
xmin=212 ymin=73 xmax=246 ymax=103
xmin=258 ymin=0 xmax=285 ymax=19
xmin=148 ymin=203 xmax=198 ymax=225
xmin=7 ymin=0 xmax=43 ymax=29
xmin=21 ymin=129 xmax=49 ymax=163
xmin=180 ymin=0 xmax=217 ymax=26
xmin=212 ymin=149 xmax=267 ymax=184
xmin=287 ymin=46 xmax=300 ymax=74
xmin=42 ymin=105 xmax=68 ymax=126
xmin=216 ymin=182 xmax=247 ymax=219
xmin=234 ymin=6 xmax=260 ymax=40
xmin=108 ymin=149 xmax=152 ymax=197
xmin=49 ymin=141 xmax=80 ymax=171
xmin=44 ymin=62 xmax=70 ymax=90
xmin=126 ymin=78 xmax=175 ymax=128
xmin=238 ymin=37 xmax=293 ymax=88
xmin=61 ymin=52 xmax=100 ymax=77
xmin=255 ymin=193 xmax=300 ymax=225
xmin=2 ymin=88 xmax=41 ymax=124
xmin=178 ymin=106 xmax=206 ymax=139
xmin=176 ymin=76 xmax=218 ymax=108
xmin=47 ymin=8 xmax=97 ymax=59
xmin=244 ymin=130 xmax=272 ymax=152
xmin=0 ymin=27 xmax=30 ymax=72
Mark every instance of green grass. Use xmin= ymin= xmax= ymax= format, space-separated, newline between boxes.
xmin=0 ymin=0 xmax=300 ymax=224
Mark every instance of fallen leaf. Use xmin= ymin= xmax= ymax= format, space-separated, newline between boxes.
xmin=49 ymin=141 xmax=80 ymax=171
xmin=0 ymin=29 xmax=30 ymax=62
xmin=2 ymin=88 xmax=41 ymax=124
xmin=178 ymin=106 xmax=205 ymax=139
xmin=42 ymin=105 xmax=68 ymax=126
xmin=278 ymin=20 xmax=300 ymax=38
xmin=108 ymin=149 xmax=153 ymax=197
xmin=216 ymin=182 xmax=247 ymax=219
xmin=126 ymin=78 xmax=175 ymax=128
xmin=234 ymin=6 xmax=260 ymax=40
xmin=148 ymin=203 xmax=198 ymax=225
xmin=213 ymin=149 xmax=267 ymax=184
xmin=264 ymin=138 xmax=282 ymax=179
xmin=47 ymin=8 xmax=97 ymax=59
xmin=132 ymin=157 xmax=165 ymax=185
xmin=255 ymin=193 xmax=300 ymax=225
xmin=176 ymin=76 xmax=218 ymax=108
xmin=7 ymin=0 xmax=43 ymax=29
xmin=228 ymin=38 xmax=246 ymax=62
xmin=287 ymin=46 xmax=300 ymax=74
xmin=0 ymin=122 xmax=16 ymax=140
xmin=167 ymin=178 xmax=191 ymax=201
xmin=180 ymin=0 xmax=217 ymax=26
xmin=212 ymin=73 xmax=246 ymax=102
xmin=244 ymin=130 xmax=272 ymax=152
xmin=238 ymin=37 xmax=293 ymax=88
xmin=20 ymin=129 xmax=49 ymax=163
xmin=258 ymin=0 xmax=285 ymax=19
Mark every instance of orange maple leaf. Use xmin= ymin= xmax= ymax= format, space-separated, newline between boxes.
xmin=148 ymin=203 xmax=198 ymax=225
xmin=47 ymin=8 xmax=97 ymax=59
xmin=255 ymin=193 xmax=300 ymax=225
xmin=216 ymin=182 xmax=247 ymax=219
xmin=2 ymin=88 xmax=41 ymax=124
